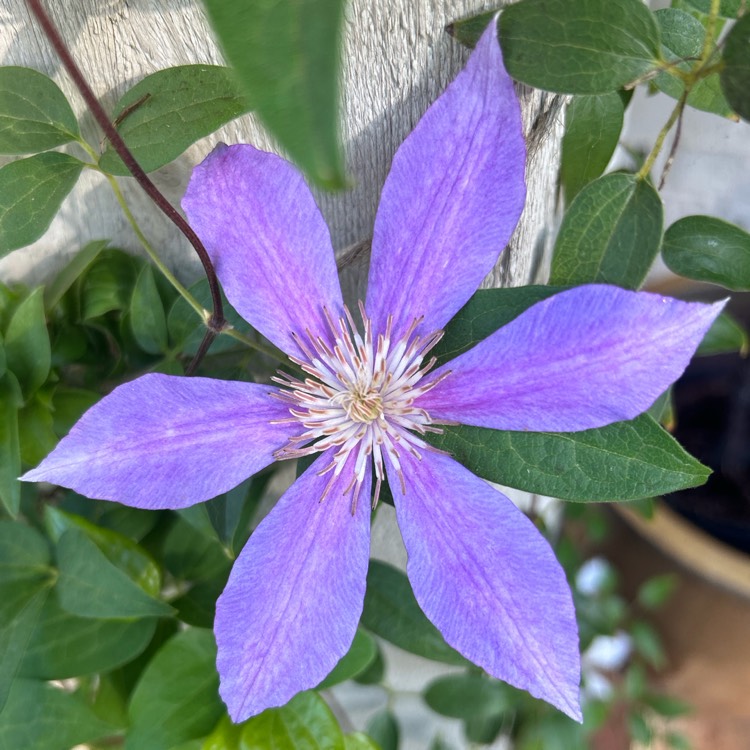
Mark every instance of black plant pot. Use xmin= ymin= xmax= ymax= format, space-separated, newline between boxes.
xmin=665 ymin=293 xmax=750 ymax=554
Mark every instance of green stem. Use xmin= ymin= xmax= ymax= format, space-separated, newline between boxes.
xmin=635 ymin=97 xmax=686 ymax=183
xmin=78 ymin=138 xmax=287 ymax=364
xmin=700 ymin=0 xmax=722 ymax=65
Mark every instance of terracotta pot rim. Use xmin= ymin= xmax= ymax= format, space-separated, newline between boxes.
xmin=615 ymin=502 xmax=750 ymax=601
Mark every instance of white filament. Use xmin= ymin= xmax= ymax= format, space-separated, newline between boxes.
xmin=271 ymin=302 xmax=449 ymax=513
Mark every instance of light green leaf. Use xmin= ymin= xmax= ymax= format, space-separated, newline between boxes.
xmin=55 ymin=527 xmax=172 ymax=619
xmin=697 ymin=311 xmax=748 ymax=356
xmin=126 ymin=629 xmax=223 ymax=750
xmin=0 ymin=152 xmax=83 ymax=255
xmin=317 ymin=629 xmax=377 ymax=689
xmin=80 ymin=248 xmax=139 ymax=320
xmin=202 ymin=0 xmax=347 ymax=189
xmin=4 ymin=287 xmax=51 ymax=397
xmin=499 ymin=0 xmax=661 ymax=94
xmin=426 ymin=414 xmax=710 ymax=502
xmin=344 ymin=733 xmax=381 ymax=750
xmin=663 ymin=215 xmax=750 ymax=290
xmin=0 ymin=679 xmax=115 ymax=750
xmin=637 ymin=574 xmax=678 ymax=609
xmin=561 ymin=93 xmax=625 ymax=203
xmin=683 ymin=0 xmax=743 ymax=17
xmin=99 ymin=65 xmax=251 ymax=175
xmin=19 ymin=594 xmax=156 ymax=680
xmin=424 ymin=675 xmax=512 ymax=721
xmin=654 ymin=9 xmax=734 ymax=118
xmin=130 ymin=263 xmax=168 ymax=354
xmin=44 ymin=239 xmax=108 ymax=311
xmin=362 ymin=560 xmax=466 ymax=665
xmin=0 ymin=372 xmax=22 ymax=515
xmin=0 ymin=67 xmax=79 ymax=154
xmin=721 ymin=13 xmax=750 ymax=122
xmin=46 ymin=506 xmax=163 ymax=596
xmin=241 ymin=691 xmax=345 ymax=750
xmin=550 ymin=173 xmax=664 ymax=289
xmin=365 ymin=711 xmax=398 ymax=750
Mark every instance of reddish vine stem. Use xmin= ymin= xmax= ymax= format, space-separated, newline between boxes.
xmin=26 ymin=0 xmax=225 ymax=361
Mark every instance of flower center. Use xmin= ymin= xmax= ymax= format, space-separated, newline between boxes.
xmin=271 ymin=302 xmax=449 ymax=512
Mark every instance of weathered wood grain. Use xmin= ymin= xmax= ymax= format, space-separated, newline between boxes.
xmin=0 ymin=0 xmax=563 ymax=296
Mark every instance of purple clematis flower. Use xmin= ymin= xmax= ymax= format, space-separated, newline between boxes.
xmin=24 ymin=24 xmax=721 ymax=724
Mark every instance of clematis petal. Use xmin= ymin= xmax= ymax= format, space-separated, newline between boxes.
xmin=365 ymin=19 xmax=525 ymax=342
xmin=216 ymin=450 xmax=371 ymax=721
xmin=21 ymin=374 xmax=297 ymax=509
xmin=391 ymin=449 xmax=581 ymax=720
xmin=182 ymin=144 xmax=344 ymax=358
xmin=419 ymin=285 xmax=724 ymax=432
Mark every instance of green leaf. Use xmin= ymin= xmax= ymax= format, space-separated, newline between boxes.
xmin=46 ymin=506 xmax=163 ymax=596
xmin=80 ymin=248 xmax=139 ymax=320
xmin=0 ymin=521 xmax=53 ymax=711
xmin=499 ymin=0 xmax=661 ymax=94
xmin=0 ymin=679 xmax=115 ymax=750
xmin=55 ymin=527 xmax=172 ymax=619
xmin=550 ymin=173 xmax=664 ymax=289
xmin=662 ymin=215 xmax=750 ymax=290
xmin=317 ymin=629 xmax=377 ymax=689
xmin=721 ymin=13 xmax=750 ymax=121
xmin=0 ymin=152 xmax=83 ymax=255
xmin=164 ymin=515 xmax=231 ymax=582
xmin=44 ymin=239 xmax=108 ymax=311
xmin=130 ymin=263 xmax=169 ymax=354
xmin=126 ymin=629 xmax=223 ymax=750
xmin=445 ymin=11 xmax=496 ymax=48
xmin=241 ymin=690 xmax=345 ymax=749
xmin=654 ymin=10 xmax=734 ymax=118
xmin=683 ymin=0 xmax=743 ymax=17
xmin=665 ymin=731 xmax=693 ymax=750
xmin=99 ymin=65 xmax=251 ymax=175
xmin=424 ymin=675 xmax=512 ymax=721
xmin=631 ymin=620 xmax=666 ymax=668
xmin=50 ymin=386 xmax=100 ymax=436
xmin=352 ymin=645 xmax=385 ymax=686
xmin=362 ymin=560 xmax=466 ymax=665
xmin=0 ymin=372 xmax=22 ymax=515
xmin=4 ymin=287 xmax=51 ymax=397
xmin=344 ymin=733 xmax=381 ymax=750
xmin=426 ymin=414 xmax=710 ymax=502
xmin=434 ymin=285 xmax=562 ymax=365
xmin=627 ymin=711 xmax=653 ymax=746
xmin=18 ymin=394 xmax=57 ymax=465
xmin=697 ymin=312 xmax=748 ymax=356
xmin=0 ymin=67 xmax=79 ymax=154
xmin=637 ymin=574 xmax=678 ymax=609
xmin=561 ymin=93 xmax=624 ymax=203
xmin=365 ymin=711 xmax=398 ymax=750
xmin=19 ymin=595 xmax=156 ymax=679
xmin=172 ymin=574 xmax=227 ymax=628
xmin=202 ymin=0 xmax=347 ymax=190
xmin=643 ymin=692 xmax=691 ymax=717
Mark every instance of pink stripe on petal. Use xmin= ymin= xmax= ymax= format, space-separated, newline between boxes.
xmin=419 ymin=285 xmax=725 ymax=432
xmin=392 ymin=450 xmax=581 ymax=720
xmin=215 ymin=450 xmax=371 ymax=721
xmin=366 ymin=19 xmax=525 ymax=342
xmin=182 ymin=144 xmax=344 ymax=358
xmin=21 ymin=374 xmax=297 ymax=509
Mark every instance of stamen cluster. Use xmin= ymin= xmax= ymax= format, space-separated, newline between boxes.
xmin=272 ymin=303 xmax=448 ymax=512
